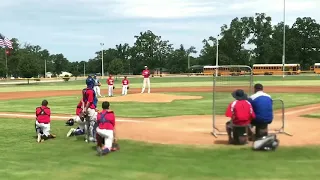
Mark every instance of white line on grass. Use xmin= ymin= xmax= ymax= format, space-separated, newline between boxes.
xmin=0 ymin=113 xmax=143 ymax=123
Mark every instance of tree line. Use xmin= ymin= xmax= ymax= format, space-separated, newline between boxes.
xmin=0 ymin=13 xmax=319 ymax=78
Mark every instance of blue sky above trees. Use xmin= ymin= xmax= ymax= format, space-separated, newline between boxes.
xmin=1 ymin=0 xmax=319 ymax=61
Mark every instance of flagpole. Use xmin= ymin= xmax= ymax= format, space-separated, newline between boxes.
xmin=4 ymin=48 xmax=8 ymax=78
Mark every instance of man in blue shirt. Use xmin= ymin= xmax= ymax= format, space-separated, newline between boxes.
xmin=248 ymin=83 xmax=273 ymax=140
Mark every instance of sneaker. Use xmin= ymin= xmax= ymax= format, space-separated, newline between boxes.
xmin=66 ymin=128 xmax=75 ymax=137
xmin=89 ymin=137 xmax=96 ymax=142
xmin=49 ymin=134 xmax=56 ymax=138
xmin=37 ymin=133 xmax=42 ymax=143
xmin=100 ymin=148 xmax=110 ymax=156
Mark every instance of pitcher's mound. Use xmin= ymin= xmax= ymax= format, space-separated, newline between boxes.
xmin=99 ymin=93 xmax=202 ymax=103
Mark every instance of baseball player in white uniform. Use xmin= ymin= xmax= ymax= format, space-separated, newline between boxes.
xmin=107 ymin=74 xmax=114 ymax=97
xmin=122 ymin=76 xmax=129 ymax=95
xmin=93 ymin=75 xmax=103 ymax=97
xmin=141 ymin=66 xmax=151 ymax=93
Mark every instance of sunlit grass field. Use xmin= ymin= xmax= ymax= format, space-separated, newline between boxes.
xmin=1 ymin=92 xmax=320 ymax=117
xmin=1 ymin=76 xmax=320 ymax=180
xmin=1 ymin=117 xmax=320 ymax=180
xmin=0 ymin=75 xmax=320 ymax=92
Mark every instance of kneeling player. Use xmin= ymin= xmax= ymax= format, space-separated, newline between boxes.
xmin=95 ymin=101 xmax=118 ymax=156
xmin=35 ymin=100 xmax=56 ymax=143
xmin=66 ymin=100 xmax=87 ymax=137
xmin=225 ymin=89 xmax=256 ymax=145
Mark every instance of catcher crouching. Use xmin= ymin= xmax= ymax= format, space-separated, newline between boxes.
xmin=95 ymin=101 xmax=119 ymax=156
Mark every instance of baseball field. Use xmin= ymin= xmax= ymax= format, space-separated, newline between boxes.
xmin=1 ymin=75 xmax=320 ymax=180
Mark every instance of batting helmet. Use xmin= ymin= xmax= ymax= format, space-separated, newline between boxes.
xmin=86 ymin=77 xmax=95 ymax=88
xmin=65 ymin=119 xmax=74 ymax=126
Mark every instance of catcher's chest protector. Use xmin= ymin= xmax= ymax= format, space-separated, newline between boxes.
xmin=252 ymin=134 xmax=279 ymax=151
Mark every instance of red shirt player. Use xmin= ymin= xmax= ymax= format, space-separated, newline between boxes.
xmin=225 ymin=89 xmax=255 ymax=144
xmin=141 ymin=66 xmax=151 ymax=93
xmin=96 ymin=101 xmax=117 ymax=155
xmin=122 ymin=76 xmax=129 ymax=85
xmin=76 ymin=100 xmax=83 ymax=116
xmin=107 ymin=74 xmax=114 ymax=97
xmin=83 ymin=77 xmax=96 ymax=113
xmin=121 ymin=76 xmax=129 ymax=95
xmin=35 ymin=100 xmax=56 ymax=142
xmin=36 ymin=100 xmax=51 ymax=124
xmin=66 ymin=100 xmax=86 ymax=137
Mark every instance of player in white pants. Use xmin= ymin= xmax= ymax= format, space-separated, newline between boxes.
xmin=107 ymin=74 xmax=114 ymax=97
xmin=122 ymin=76 xmax=129 ymax=95
xmin=95 ymin=101 xmax=117 ymax=156
xmin=141 ymin=66 xmax=151 ymax=93
xmin=35 ymin=100 xmax=56 ymax=143
xmin=93 ymin=75 xmax=103 ymax=97
xmin=66 ymin=100 xmax=88 ymax=137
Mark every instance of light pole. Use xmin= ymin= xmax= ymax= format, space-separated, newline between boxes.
xmin=188 ymin=55 xmax=190 ymax=69
xmin=100 ymin=43 xmax=104 ymax=77
xmin=128 ymin=56 xmax=131 ymax=75
xmin=83 ymin=62 xmax=86 ymax=77
xmin=215 ymin=35 xmax=219 ymax=77
xmin=282 ymin=0 xmax=286 ymax=78
xmin=44 ymin=59 xmax=47 ymax=78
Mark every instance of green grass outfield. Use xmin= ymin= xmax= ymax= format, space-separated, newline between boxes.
xmin=1 ymin=118 xmax=320 ymax=180
xmin=1 ymin=92 xmax=320 ymax=117
xmin=1 ymin=76 xmax=320 ymax=92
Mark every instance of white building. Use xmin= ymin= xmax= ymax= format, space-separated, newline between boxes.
xmin=59 ymin=71 xmax=72 ymax=77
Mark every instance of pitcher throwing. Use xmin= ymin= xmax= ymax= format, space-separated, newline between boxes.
xmin=141 ymin=66 xmax=150 ymax=93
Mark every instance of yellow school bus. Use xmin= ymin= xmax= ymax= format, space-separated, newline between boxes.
xmin=203 ymin=66 xmax=245 ymax=76
xmin=252 ymin=64 xmax=301 ymax=75
xmin=312 ymin=63 xmax=320 ymax=74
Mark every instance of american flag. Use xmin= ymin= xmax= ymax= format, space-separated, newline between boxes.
xmin=0 ymin=33 xmax=13 ymax=49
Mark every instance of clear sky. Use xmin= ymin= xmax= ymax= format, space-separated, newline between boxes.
xmin=1 ymin=0 xmax=319 ymax=62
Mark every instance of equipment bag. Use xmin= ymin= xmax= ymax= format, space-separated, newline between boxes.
xmin=252 ymin=134 xmax=279 ymax=151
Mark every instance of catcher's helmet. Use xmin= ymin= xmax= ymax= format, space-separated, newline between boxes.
xmin=65 ymin=119 xmax=74 ymax=126
xmin=86 ymin=77 xmax=95 ymax=88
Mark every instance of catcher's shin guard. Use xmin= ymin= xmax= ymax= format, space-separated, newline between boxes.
xmin=35 ymin=125 xmax=41 ymax=134
xmin=88 ymin=121 xmax=97 ymax=142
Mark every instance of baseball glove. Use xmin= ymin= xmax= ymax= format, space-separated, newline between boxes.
xmin=113 ymin=86 xmax=115 ymax=89
xmin=111 ymin=139 xmax=120 ymax=151
xmin=127 ymin=86 xmax=129 ymax=89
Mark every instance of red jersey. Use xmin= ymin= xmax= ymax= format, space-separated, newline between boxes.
xmin=97 ymin=109 xmax=115 ymax=130
xmin=107 ymin=78 xmax=114 ymax=85
xmin=122 ymin=79 xmax=129 ymax=85
xmin=142 ymin=69 xmax=150 ymax=78
xmin=225 ymin=100 xmax=256 ymax=126
xmin=82 ymin=88 xmax=96 ymax=109
xmin=36 ymin=106 xmax=51 ymax=123
xmin=76 ymin=100 xmax=83 ymax=116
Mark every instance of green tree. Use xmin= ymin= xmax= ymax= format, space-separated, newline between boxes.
xmin=290 ymin=17 xmax=320 ymax=69
xmin=108 ymin=58 xmax=124 ymax=77
xmin=247 ymin=13 xmax=274 ymax=64
xmin=17 ymin=51 xmax=40 ymax=78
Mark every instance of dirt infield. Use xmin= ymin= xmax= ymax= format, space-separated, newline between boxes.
xmin=1 ymin=86 xmax=320 ymax=147
xmin=1 ymin=86 xmax=320 ymax=100
xmin=98 ymin=93 xmax=203 ymax=103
